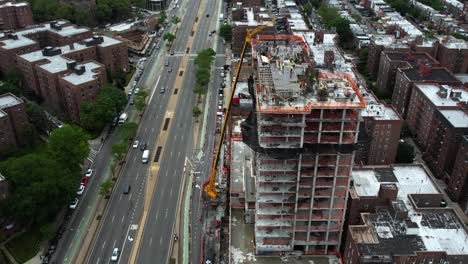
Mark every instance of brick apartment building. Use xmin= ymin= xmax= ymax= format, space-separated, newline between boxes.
xmin=434 ymin=36 xmax=468 ymax=74
xmin=423 ymin=108 xmax=468 ymax=182
xmin=0 ymin=92 xmax=29 ymax=154
xmin=448 ymin=135 xmax=468 ymax=213
xmin=392 ymin=65 xmax=461 ymax=117
xmin=232 ymin=7 xmax=276 ymax=56
xmin=0 ymin=21 xmax=92 ymax=75
xmin=16 ymin=34 xmax=124 ymax=121
xmin=376 ymin=51 xmax=439 ymax=96
xmin=356 ymin=92 xmax=402 ymax=165
xmin=0 ymin=0 xmax=33 ymax=31
xmin=345 ymin=164 xmax=468 ymax=263
xmin=406 ymin=84 xmax=468 ymax=150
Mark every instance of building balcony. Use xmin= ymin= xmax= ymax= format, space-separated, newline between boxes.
xmin=257 ymin=194 xmax=295 ymax=203
xmin=257 ymin=174 xmax=296 ymax=183
xmin=257 ymin=206 xmax=294 ymax=215
xmin=257 ymin=185 xmax=296 ymax=193
xmin=256 ymin=218 xmax=293 ymax=227
xmin=255 ymin=229 xmax=292 ymax=238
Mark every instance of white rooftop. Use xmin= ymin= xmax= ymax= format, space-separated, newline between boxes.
xmin=0 ymin=93 xmax=22 ymax=109
xmin=108 ymin=22 xmax=136 ymax=32
xmin=352 ymin=165 xmax=468 ymax=255
xmin=0 ymin=1 xmax=28 ymax=8
xmin=0 ymin=21 xmax=89 ymax=50
xmin=61 ymin=62 xmax=102 ymax=85
xmin=438 ymin=109 xmax=468 ymax=128
xmin=415 ymin=84 xmax=468 ymax=107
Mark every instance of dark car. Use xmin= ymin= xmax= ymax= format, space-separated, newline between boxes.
xmin=170 ymin=50 xmax=174 ymax=55
xmin=139 ymin=141 xmax=147 ymax=151
xmin=123 ymin=184 xmax=131 ymax=194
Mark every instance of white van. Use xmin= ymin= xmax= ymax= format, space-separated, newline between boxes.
xmin=118 ymin=113 xmax=128 ymax=124
xmin=142 ymin=150 xmax=150 ymax=163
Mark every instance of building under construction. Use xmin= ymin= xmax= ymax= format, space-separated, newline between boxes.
xmin=241 ymin=34 xmax=366 ymax=256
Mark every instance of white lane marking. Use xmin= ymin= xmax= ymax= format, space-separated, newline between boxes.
xmin=129 ymin=193 xmax=133 ymax=201
xmin=160 ymin=237 xmax=163 ymax=245
xmin=121 ymin=215 xmax=125 ymax=223
xmin=111 ymin=216 xmax=115 ymax=223
xmin=96 ymin=257 xmax=100 ymax=264
xmin=119 ymin=194 xmax=122 ymax=201
xmin=102 ymin=241 xmax=106 ymax=249
xmin=169 ymin=187 xmax=173 ymax=198
xmin=149 ymin=237 xmax=153 ymax=247
xmin=149 ymin=76 xmax=161 ymax=103
xmin=133 ymin=155 xmax=136 ymax=163
xmin=155 ymin=211 xmax=159 ymax=221
xmin=151 ymin=127 xmax=155 ymax=133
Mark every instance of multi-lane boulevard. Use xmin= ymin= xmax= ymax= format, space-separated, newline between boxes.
xmin=81 ymin=0 xmax=226 ymax=263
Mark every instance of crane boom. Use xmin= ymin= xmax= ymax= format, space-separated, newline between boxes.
xmin=204 ymin=19 xmax=275 ymax=199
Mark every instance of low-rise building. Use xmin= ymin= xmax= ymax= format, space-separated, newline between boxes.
xmin=345 ymin=164 xmax=468 ymax=263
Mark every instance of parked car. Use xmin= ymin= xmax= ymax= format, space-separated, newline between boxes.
xmin=85 ymin=168 xmax=93 ymax=177
xmin=81 ymin=177 xmax=89 ymax=186
xmin=133 ymin=140 xmax=139 ymax=149
xmin=168 ymin=67 xmax=172 ymax=73
xmin=77 ymin=185 xmax=85 ymax=195
xmin=111 ymin=248 xmax=119 ymax=261
xmin=69 ymin=198 xmax=79 ymax=209
xmin=160 ymin=87 xmax=165 ymax=93
xmin=170 ymin=50 xmax=174 ymax=55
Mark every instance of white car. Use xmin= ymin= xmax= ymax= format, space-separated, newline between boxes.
xmin=133 ymin=140 xmax=139 ymax=149
xmin=69 ymin=198 xmax=79 ymax=209
xmin=111 ymin=248 xmax=119 ymax=261
xmin=77 ymin=185 xmax=85 ymax=195
xmin=85 ymin=169 xmax=93 ymax=177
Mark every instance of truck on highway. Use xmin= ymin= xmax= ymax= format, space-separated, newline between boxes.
xmin=118 ymin=112 xmax=128 ymax=124
xmin=219 ymin=13 xmax=224 ymax=21
xmin=142 ymin=150 xmax=150 ymax=163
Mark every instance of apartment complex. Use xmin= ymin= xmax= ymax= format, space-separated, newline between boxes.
xmin=242 ymin=34 xmax=366 ymax=255
xmin=345 ymin=164 xmax=468 ymax=263
xmin=0 ymin=20 xmax=92 ymax=74
xmin=392 ymin=65 xmax=461 ymax=117
xmin=0 ymin=93 xmax=29 ymax=154
xmin=0 ymin=0 xmax=33 ymax=31
xmin=376 ymin=51 xmax=439 ymax=96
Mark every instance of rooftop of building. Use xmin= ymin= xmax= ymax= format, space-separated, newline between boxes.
xmin=415 ymin=84 xmax=468 ymax=107
xmin=230 ymin=139 xmax=255 ymax=202
xmin=233 ymin=7 xmax=270 ymax=27
xmin=438 ymin=109 xmax=468 ymax=128
xmin=287 ymin=12 xmax=308 ymax=31
xmin=384 ymin=51 xmax=437 ymax=67
xmin=0 ymin=20 xmax=89 ymax=50
xmin=252 ymin=36 xmax=365 ymax=112
xmin=0 ymin=1 xmax=28 ymax=8
xmin=19 ymin=35 xmax=121 ymax=74
xmin=351 ymin=164 xmax=468 ymax=256
xmin=361 ymin=92 xmax=400 ymax=121
xmin=61 ymin=61 xmax=102 ymax=85
xmin=401 ymin=66 xmax=459 ymax=83
xmin=436 ymin=35 xmax=468 ymax=49
xmin=455 ymin=73 xmax=468 ymax=84
xmin=0 ymin=92 xmax=22 ymax=109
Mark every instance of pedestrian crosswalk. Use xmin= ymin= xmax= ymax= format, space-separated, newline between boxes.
xmin=87 ymin=148 xmax=99 ymax=162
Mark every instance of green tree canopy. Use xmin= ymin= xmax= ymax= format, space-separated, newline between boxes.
xmin=80 ymin=85 xmax=127 ymax=132
xmin=171 ymin=16 xmax=180 ymax=24
xmin=219 ymin=24 xmax=233 ymax=42
xmin=48 ymin=124 xmax=89 ymax=170
xmin=111 ymin=142 xmax=127 ymax=161
xmin=303 ymin=2 xmax=313 ymax=17
xmin=192 ymin=106 xmax=202 ymax=119
xmin=163 ymin=32 xmax=176 ymax=43
xmin=119 ymin=122 xmax=138 ymax=141
xmin=135 ymin=89 xmax=148 ymax=112
xmin=0 ymin=153 xmax=79 ymax=223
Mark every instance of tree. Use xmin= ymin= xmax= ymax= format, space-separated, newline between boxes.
xmin=163 ymin=32 xmax=176 ymax=44
xmin=303 ymin=2 xmax=313 ymax=17
xmin=219 ymin=24 xmax=233 ymax=42
xmin=119 ymin=122 xmax=138 ymax=141
xmin=99 ymin=179 xmax=113 ymax=198
xmin=80 ymin=85 xmax=127 ymax=132
xmin=193 ymin=86 xmax=207 ymax=98
xmin=113 ymin=68 xmax=127 ymax=89
xmin=171 ymin=16 xmax=180 ymax=25
xmin=48 ymin=124 xmax=90 ymax=171
xmin=192 ymin=106 xmax=202 ymax=120
xmin=196 ymin=68 xmax=211 ymax=86
xmin=111 ymin=142 xmax=127 ymax=161
xmin=40 ymin=222 xmax=56 ymax=241
xmin=159 ymin=10 xmax=167 ymax=24
xmin=135 ymin=89 xmax=148 ymax=112
xmin=0 ymin=153 xmax=79 ymax=223
xmin=396 ymin=142 xmax=415 ymax=163
xmin=26 ymin=103 xmax=51 ymax=133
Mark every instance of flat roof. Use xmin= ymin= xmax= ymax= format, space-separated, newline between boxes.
xmin=402 ymin=67 xmax=459 ymax=83
xmin=385 ymin=51 xmax=437 ymax=68
xmin=438 ymin=109 xmax=468 ymax=128
xmin=352 ymin=165 xmax=468 ymax=256
xmin=0 ymin=21 xmax=89 ymax=50
xmin=61 ymin=62 xmax=102 ymax=85
xmin=0 ymin=93 xmax=22 ymax=109
xmin=415 ymin=84 xmax=468 ymax=107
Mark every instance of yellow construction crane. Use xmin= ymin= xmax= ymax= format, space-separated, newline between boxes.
xmin=204 ymin=19 xmax=276 ymax=199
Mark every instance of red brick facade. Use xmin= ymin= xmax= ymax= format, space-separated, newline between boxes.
xmin=0 ymin=1 xmax=33 ymax=31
